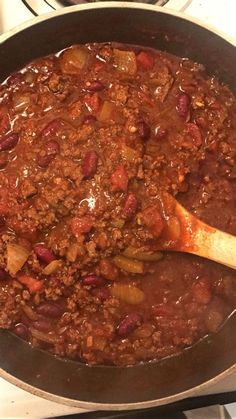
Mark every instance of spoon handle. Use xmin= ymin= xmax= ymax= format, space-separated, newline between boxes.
xmin=192 ymin=225 xmax=236 ymax=270
xmin=175 ymin=201 xmax=236 ymax=269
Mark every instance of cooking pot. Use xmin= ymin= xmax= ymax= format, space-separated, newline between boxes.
xmin=0 ymin=3 xmax=235 ymax=410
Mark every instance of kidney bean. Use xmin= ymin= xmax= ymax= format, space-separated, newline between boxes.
xmin=70 ymin=216 xmax=93 ymax=236
xmin=0 ymin=132 xmax=19 ymax=152
xmin=82 ymin=274 xmax=106 ymax=287
xmin=14 ymin=323 xmax=29 ymax=340
xmin=37 ymin=140 xmax=59 ymax=168
xmin=186 ymin=123 xmax=202 ymax=147
xmin=92 ymin=287 xmax=110 ymax=301
xmin=36 ymin=302 xmax=63 ymax=318
xmin=82 ymin=150 xmax=98 ymax=179
xmin=176 ymin=93 xmax=191 ymax=120
xmin=0 ymin=267 xmax=8 ymax=281
xmin=137 ymin=121 xmax=151 ymax=140
xmin=86 ymin=81 xmax=105 ymax=92
xmin=154 ymin=126 xmax=168 ymax=140
xmin=32 ymin=319 xmax=53 ymax=332
xmin=117 ymin=313 xmax=142 ymax=337
xmin=0 ymin=216 xmax=5 ymax=228
xmin=83 ymin=115 xmax=97 ymax=124
xmin=123 ymin=193 xmax=138 ymax=219
xmin=34 ymin=244 xmax=56 ymax=264
xmin=41 ymin=119 xmax=61 ymax=138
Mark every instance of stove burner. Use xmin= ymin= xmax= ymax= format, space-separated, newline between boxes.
xmin=60 ymin=0 xmax=169 ymax=4
xmin=44 ymin=0 xmax=169 ymax=6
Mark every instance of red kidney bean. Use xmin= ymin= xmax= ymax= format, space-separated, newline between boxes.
xmin=36 ymin=302 xmax=63 ymax=318
xmin=41 ymin=119 xmax=61 ymax=138
xmin=37 ymin=140 xmax=59 ymax=168
xmin=82 ymin=150 xmax=98 ymax=179
xmin=14 ymin=323 xmax=29 ymax=340
xmin=176 ymin=93 xmax=191 ymax=120
xmin=123 ymin=193 xmax=138 ymax=219
xmin=70 ymin=216 xmax=93 ymax=236
xmin=83 ymin=115 xmax=97 ymax=124
xmin=91 ymin=287 xmax=110 ymax=301
xmin=34 ymin=244 xmax=56 ymax=264
xmin=85 ymin=81 xmax=105 ymax=92
xmin=154 ymin=126 xmax=168 ymax=140
xmin=82 ymin=275 xmax=106 ymax=287
xmin=117 ymin=313 xmax=142 ymax=337
xmin=186 ymin=122 xmax=202 ymax=147
xmin=32 ymin=319 xmax=53 ymax=332
xmin=0 ymin=216 xmax=5 ymax=228
xmin=0 ymin=268 xmax=8 ymax=281
xmin=137 ymin=121 xmax=151 ymax=140
xmin=0 ymin=132 xmax=19 ymax=152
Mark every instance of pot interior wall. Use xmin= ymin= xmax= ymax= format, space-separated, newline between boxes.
xmin=1 ymin=7 xmax=236 ymax=90
xmin=0 ymin=6 xmax=235 ymax=407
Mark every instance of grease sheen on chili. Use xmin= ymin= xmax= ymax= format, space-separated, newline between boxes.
xmin=0 ymin=43 xmax=236 ymax=366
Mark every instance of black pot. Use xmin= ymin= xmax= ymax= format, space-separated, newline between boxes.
xmin=0 ymin=3 xmax=235 ymax=410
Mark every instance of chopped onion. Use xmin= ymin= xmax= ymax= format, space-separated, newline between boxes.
xmin=113 ymin=49 xmax=137 ymax=75
xmin=66 ymin=243 xmax=78 ymax=262
xmin=111 ymin=283 xmax=145 ymax=304
xmin=22 ymin=304 xmax=38 ymax=321
xmin=43 ymin=260 xmax=62 ymax=275
xmin=113 ymin=255 xmax=144 ymax=274
xmin=60 ymin=47 xmax=88 ymax=75
xmin=7 ymin=243 xmax=30 ymax=276
xmin=30 ymin=328 xmax=58 ymax=344
xmin=98 ymin=101 xmax=115 ymax=122
xmin=123 ymin=246 xmax=163 ymax=262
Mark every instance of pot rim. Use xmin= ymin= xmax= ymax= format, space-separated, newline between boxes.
xmin=0 ymin=2 xmax=235 ymax=410
xmin=0 ymin=2 xmax=235 ymax=48
xmin=1 ymin=364 xmax=236 ymax=410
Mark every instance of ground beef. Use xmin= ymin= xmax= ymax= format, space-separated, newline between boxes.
xmin=0 ymin=43 xmax=236 ymax=366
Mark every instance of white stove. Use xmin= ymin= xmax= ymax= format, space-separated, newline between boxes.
xmin=0 ymin=0 xmax=236 ymax=418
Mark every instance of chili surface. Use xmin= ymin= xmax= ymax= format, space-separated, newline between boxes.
xmin=0 ymin=43 xmax=236 ymax=366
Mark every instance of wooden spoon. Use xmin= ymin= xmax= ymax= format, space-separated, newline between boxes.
xmin=159 ymin=192 xmax=236 ymax=270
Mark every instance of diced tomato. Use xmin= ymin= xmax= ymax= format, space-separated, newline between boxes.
xmin=192 ymin=277 xmax=212 ymax=304
xmin=93 ymin=60 xmax=106 ymax=73
xmin=17 ymin=274 xmax=44 ymax=293
xmin=152 ymin=304 xmax=176 ymax=317
xmin=136 ymin=51 xmax=154 ymax=70
xmin=186 ymin=123 xmax=202 ymax=147
xmin=111 ymin=165 xmax=128 ymax=192
xmin=41 ymin=119 xmax=61 ymax=138
xmin=84 ymin=93 xmax=101 ymax=114
xmin=139 ymin=205 xmax=164 ymax=238
xmin=70 ymin=216 xmax=93 ymax=236
xmin=208 ymin=141 xmax=217 ymax=153
xmin=123 ymin=193 xmax=138 ymax=219
xmin=0 ymin=187 xmax=9 ymax=215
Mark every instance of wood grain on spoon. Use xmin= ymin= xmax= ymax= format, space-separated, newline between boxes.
xmin=159 ymin=192 xmax=236 ymax=270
